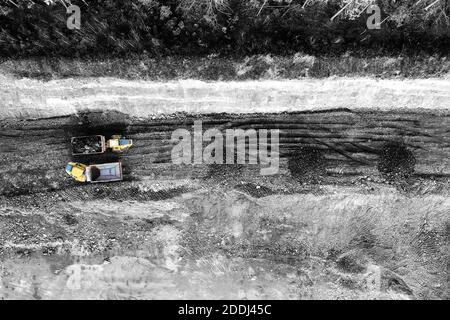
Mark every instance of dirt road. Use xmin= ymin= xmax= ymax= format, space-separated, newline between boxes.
xmin=1 ymin=107 xmax=450 ymax=197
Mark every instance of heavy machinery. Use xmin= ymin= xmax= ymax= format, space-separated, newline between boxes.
xmin=65 ymin=162 xmax=88 ymax=182
xmin=71 ymin=135 xmax=133 ymax=155
xmin=106 ymin=135 xmax=134 ymax=153
xmin=65 ymin=162 xmax=123 ymax=183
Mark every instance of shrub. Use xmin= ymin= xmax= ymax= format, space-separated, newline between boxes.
xmin=0 ymin=0 xmax=448 ymax=57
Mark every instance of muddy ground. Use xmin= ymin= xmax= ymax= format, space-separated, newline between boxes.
xmin=0 ymin=108 xmax=449 ymax=300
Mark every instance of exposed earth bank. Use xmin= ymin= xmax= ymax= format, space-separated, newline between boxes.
xmin=1 ymin=77 xmax=450 ymax=119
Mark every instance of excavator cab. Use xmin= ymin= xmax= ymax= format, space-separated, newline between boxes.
xmin=65 ymin=162 xmax=87 ymax=182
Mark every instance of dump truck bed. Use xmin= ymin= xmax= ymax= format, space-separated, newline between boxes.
xmin=71 ymin=135 xmax=106 ymax=155
xmin=86 ymin=162 xmax=122 ymax=183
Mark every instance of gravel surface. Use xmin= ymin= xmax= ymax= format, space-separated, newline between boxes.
xmin=0 ymin=78 xmax=449 ymax=300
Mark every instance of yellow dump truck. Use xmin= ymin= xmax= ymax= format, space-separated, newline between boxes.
xmin=65 ymin=162 xmax=123 ymax=183
xmin=71 ymin=135 xmax=132 ymax=155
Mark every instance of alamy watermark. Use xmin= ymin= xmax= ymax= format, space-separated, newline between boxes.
xmin=66 ymin=5 xmax=81 ymax=30
xmin=64 ymin=3 xmax=386 ymax=31
xmin=366 ymin=4 xmax=381 ymax=30
xmin=171 ymin=121 xmax=280 ymax=175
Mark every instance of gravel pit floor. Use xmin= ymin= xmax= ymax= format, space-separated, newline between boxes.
xmin=0 ymin=75 xmax=449 ymax=299
xmin=0 ymin=108 xmax=449 ymax=300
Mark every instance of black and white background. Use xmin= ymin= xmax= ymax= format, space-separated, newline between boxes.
xmin=0 ymin=0 xmax=448 ymax=301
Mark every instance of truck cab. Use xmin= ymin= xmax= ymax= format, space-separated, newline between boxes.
xmin=65 ymin=162 xmax=87 ymax=182
xmin=106 ymin=136 xmax=133 ymax=152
